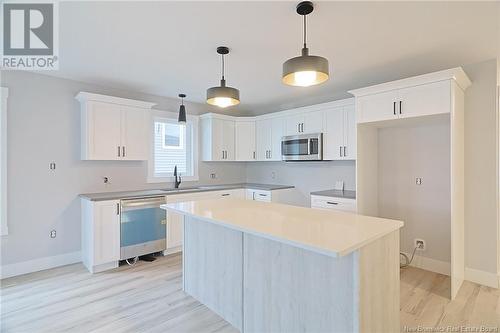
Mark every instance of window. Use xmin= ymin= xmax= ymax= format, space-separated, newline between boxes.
xmin=148 ymin=113 xmax=198 ymax=182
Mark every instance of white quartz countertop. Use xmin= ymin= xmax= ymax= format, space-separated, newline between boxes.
xmin=161 ymin=199 xmax=403 ymax=257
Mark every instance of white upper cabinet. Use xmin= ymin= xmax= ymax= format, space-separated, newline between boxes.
xmin=323 ymin=104 xmax=356 ymax=160
xmin=256 ymin=117 xmax=284 ymax=161
xmin=201 ymin=114 xmax=235 ymax=161
xmin=256 ymin=118 xmax=273 ymax=161
xmin=76 ymin=92 xmax=155 ymax=161
xmin=120 ymin=105 xmax=148 ymax=160
xmin=350 ymin=68 xmax=471 ymax=124
xmin=284 ymin=111 xmax=324 ymax=135
xmin=356 ymin=90 xmax=399 ymax=123
xmin=235 ymin=120 xmax=256 ymax=161
xmin=397 ymin=81 xmax=450 ymax=119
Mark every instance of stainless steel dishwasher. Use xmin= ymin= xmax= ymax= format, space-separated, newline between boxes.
xmin=120 ymin=196 xmax=166 ymax=260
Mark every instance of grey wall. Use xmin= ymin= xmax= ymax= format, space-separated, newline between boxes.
xmin=245 ymin=161 xmax=356 ymax=207
xmin=463 ymin=60 xmax=498 ymax=274
xmin=0 ymin=71 xmax=247 ymax=266
xmin=377 ymin=117 xmax=451 ymax=263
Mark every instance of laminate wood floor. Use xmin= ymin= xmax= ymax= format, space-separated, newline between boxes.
xmin=1 ymin=254 xmax=498 ymax=332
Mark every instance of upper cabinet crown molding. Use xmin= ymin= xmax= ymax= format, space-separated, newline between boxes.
xmin=348 ymin=67 xmax=472 ymax=97
xmin=75 ymin=92 xmax=157 ymax=109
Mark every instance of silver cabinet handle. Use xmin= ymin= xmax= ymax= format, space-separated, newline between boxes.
xmin=297 ymin=123 xmax=300 ymax=133
xmin=393 ymin=101 xmax=396 ymax=115
xmin=122 ymin=146 xmax=125 ymax=157
xmin=344 ymin=146 xmax=347 ymax=157
xmin=258 ymin=194 xmax=267 ymax=197
xmin=399 ymin=100 xmax=402 ymax=114
xmin=326 ymin=201 xmax=339 ymax=205
xmin=222 ymin=150 xmax=224 ymax=160
xmin=340 ymin=146 xmax=342 ymax=157
xmin=253 ymin=151 xmax=256 ymax=159
xmin=301 ymin=123 xmax=304 ymax=132
xmin=269 ymin=150 xmax=272 ymax=159
xmin=116 ymin=203 xmax=120 ymax=215
xmin=118 ymin=146 xmax=121 ymax=157
xmin=221 ymin=193 xmax=230 ymax=196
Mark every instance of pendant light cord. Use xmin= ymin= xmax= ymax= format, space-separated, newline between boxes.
xmin=221 ymin=54 xmax=225 ymax=80
xmin=303 ymin=15 xmax=307 ymax=49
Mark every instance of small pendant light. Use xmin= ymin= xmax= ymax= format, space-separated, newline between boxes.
xmin=206 ymin=46 xmax=240 ymax=108
xmin=282 ymin=1 xmax=329 ymax=87
xmin=178 ymin=93 xmax=187 ymax=123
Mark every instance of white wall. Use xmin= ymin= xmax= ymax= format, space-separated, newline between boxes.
xmin=0 ymin=71 xmax=246 ymax=266
xmin=463 ymin=60 xmax=498 ymax=275
xmin=245 ymin=161 xmax=356 ymax=207
xmin=377 ymin=118 xmax=451 ymax=263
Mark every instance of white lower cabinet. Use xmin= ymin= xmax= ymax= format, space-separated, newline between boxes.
xmin=81 ymin=199 xmax=121 ymax=273
xmin=165 ymin=189 xmax=246 ymax=254
xmin=310 ymin=195 xmax=357 ymax=213
xmin=246 ymin=189 xmax=272 ymax=202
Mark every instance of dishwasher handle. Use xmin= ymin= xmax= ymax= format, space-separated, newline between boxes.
xmin=121 ymin=196 xmax=166 ymax=211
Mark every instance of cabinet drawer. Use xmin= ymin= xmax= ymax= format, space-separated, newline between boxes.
xmin=253 ymin=190 xmax=272 ymax=202
xmin=310 ymin=195 xmax=356 ymax=213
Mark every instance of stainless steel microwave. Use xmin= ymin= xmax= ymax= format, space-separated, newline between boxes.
xmin=281 ymin=133 xmax=323 ymax=161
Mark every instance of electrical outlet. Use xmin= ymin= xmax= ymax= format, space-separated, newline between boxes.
xmin=414 ymin=238 xmax=425 ymax=250
xmin=103 ymin=177 xmax=109 ymax=184
xmin=50 ymin=230 xmax=57 ymax=238
xmin=416 ymin=177 xmax=422 ymax=185
xmin=49 ymin=162 xmax=56 ymax=171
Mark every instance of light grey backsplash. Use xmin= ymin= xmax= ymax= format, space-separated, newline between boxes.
xmin=245 ymin=161 xmax=356 ymax=207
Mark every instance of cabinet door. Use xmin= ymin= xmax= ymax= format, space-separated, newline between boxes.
xmin=235 ymin=121 xmax=256 ymax=161
xmin=398 ymin=80 xmax=451 ymax=119
xmin=303 ymin=111 xmax=324 ymax=134
xmin=255 ymin=119 xmax=272 ymax=161
xmin=121 ymin=106 xmax=148 ymax=160
xmin=166 ymin=211 xmax=183 ymax=249
xmin=270 ymin=117 xmax=284 ymax=161
xmin=94 ymin=200 xmax=120 ymax=265
xmin=222 ymin=120 xmax=235 ymax=161
xmin=211 ymin=118 xmax=225 ymax=161
xmin=88 ymin=102 xmax=122 ymax=160
xmin=343 ymin=105 xmax=356 ymax=160
xmin=323 ymin=107 xmax=345 ymax=160
xmin=356 ymin=90 xmax=399 ymax=123
xmin=285 ymin=114 xmax=304 ymax=135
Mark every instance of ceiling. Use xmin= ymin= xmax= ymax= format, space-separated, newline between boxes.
xmin=46 ymin=1 xmax=498 ymax=115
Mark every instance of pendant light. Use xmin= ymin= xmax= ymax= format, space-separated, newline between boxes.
xmin=178 ymin=93 xmax=187 ymax=123
xmin=206 ymin=46 xmax=240 ymax=108
xmin=282 ymin=1 xmax=329 ymax=87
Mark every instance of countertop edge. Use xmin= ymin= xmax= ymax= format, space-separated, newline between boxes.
xmin=80 ymin=183 xmax=295 ymax=201
xmin=161 ymin=202 xmax=403 ymax=258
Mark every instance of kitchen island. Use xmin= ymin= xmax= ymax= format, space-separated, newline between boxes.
xmin=161 ymin=199 xmax=403 ymax=333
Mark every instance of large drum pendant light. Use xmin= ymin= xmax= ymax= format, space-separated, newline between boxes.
xmin=282 ymin=1 xmax=329 ymax=87
xmin=206 ymin=46 xmax=240 ymax=108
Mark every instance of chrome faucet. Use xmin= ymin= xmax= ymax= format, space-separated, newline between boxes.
xmin=173 ymin=165 xmax=181 ymax=189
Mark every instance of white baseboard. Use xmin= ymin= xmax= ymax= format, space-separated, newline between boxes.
xmin=0 ymin=251 xmax=81 ymax=279
xmin=465 ymin=267 xmax=499 ymax=289
xmin=402 ymin=252 xmax=451 ymax=276
xmin=402 ymin=252 xmax=499 ymax=289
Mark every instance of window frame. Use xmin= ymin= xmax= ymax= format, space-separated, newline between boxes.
xmin=147 ymin=109 xmax=199 ymax=183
